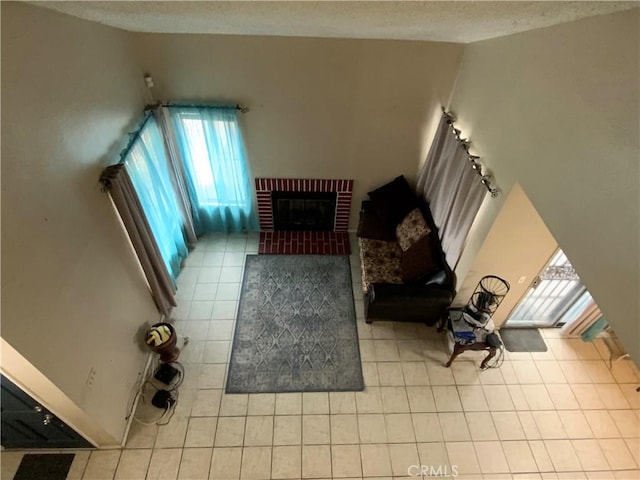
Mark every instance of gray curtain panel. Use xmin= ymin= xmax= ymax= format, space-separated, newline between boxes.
xmin=154 ymin=105 xmax=198 ymax=247
xmin=99 ymin=164 xmax=177 ymax=316
xmin=417 ymin=113 xmax=487 ymax=269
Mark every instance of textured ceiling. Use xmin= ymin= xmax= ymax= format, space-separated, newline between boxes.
xmin=32 ymin=1 xmax=637 ymax=44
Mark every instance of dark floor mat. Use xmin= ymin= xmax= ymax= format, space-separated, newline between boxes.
xmin=13 ymin=453 xmax=75 ymax=480
xmin=500 ymin=328 xmax=548 ymax=352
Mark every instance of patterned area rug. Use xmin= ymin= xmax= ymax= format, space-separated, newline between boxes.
xmin=226 ymin=255 xmax=364 ymax=393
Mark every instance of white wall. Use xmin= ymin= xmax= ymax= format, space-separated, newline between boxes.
xmin=132 ymin=34 xmax=464 ymax=227
xmin=449 ymin=10 xmax=640 ymax=360
xmin=1 ymin=2 xmax=158 ymax=444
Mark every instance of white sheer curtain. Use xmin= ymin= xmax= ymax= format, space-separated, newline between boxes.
xmin=417 ymin=113 xmax=487 ymax=269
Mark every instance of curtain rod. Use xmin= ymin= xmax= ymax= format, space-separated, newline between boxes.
xmin=441 ymin=106 xmax=499 ymax=198
xmin=118 ymin=113 xmax=153 ymax=164
xmin=145 ymin=102 xmax=249 ymax=114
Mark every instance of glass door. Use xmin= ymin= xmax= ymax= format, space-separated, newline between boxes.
xmin=505 ymin=249 xmax=586 ymax=328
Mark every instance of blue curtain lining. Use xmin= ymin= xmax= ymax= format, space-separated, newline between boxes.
xmin=123 ymin=116 xmax=189 ymax=283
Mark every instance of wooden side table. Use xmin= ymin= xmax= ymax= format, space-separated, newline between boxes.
xmin=446 ymin=341 xmax=497 ymax=369
xmin=439 ymin=308 xmax=497 ymax=369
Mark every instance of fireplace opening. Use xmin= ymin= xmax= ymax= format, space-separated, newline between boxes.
xmin=272 ymin=191 xmax=337 ymax=231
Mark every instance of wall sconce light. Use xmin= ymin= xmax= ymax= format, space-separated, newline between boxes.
xmin=143 ymin=74 xmax=154 ymax=88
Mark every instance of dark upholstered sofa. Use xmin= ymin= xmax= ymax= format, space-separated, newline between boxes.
xmin=356 ymin=176 xmax=455 ymax=325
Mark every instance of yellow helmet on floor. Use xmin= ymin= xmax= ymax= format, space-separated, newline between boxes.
xmin=146 ymin=324 xmax=172 ymax=346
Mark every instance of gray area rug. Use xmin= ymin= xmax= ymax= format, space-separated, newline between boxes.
xmin=226 ymin=255 xmax=364 ymax=393
xmin=500 ymin=328 xmax=548 ymax=352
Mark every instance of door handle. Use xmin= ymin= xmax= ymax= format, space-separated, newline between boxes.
xmin=43 ymin=413 xmax=53 ymax=426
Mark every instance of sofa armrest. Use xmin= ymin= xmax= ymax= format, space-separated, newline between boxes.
xmin=368 ymin=282 xmax=453 ymax=300
xmin=365 ymin=282 xmax=453 ymax=325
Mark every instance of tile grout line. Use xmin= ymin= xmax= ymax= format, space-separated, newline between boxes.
xmin=9 ymin=233 xmax=640 ymax=479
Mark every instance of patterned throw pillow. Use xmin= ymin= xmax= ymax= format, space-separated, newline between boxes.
xmin=396 ymin=208 xmax=431 ymax=251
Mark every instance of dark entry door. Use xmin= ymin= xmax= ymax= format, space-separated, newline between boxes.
xmin=1 ymin=375 xmax=93 ymax=449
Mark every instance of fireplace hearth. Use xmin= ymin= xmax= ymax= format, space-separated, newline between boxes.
xmin=255 ymin=178 xmax=353 ymax=255
xmin=272 ymin=191 xmax=337 ymax=231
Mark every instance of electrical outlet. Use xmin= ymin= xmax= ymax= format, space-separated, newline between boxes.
xmin=517 ymin=276 xmax=527 ymax=284
xmin=86 ymin=367 xmax=96 ymax=388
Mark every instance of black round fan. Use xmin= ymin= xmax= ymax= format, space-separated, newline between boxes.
xmin=468 ymin=275 xmax=510 ymax=315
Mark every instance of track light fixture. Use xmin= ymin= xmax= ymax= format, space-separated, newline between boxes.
xmin=481 ymin=176 xmax=499 ymax=197
xmin=442 ymin=107 xmax=499 ymax=197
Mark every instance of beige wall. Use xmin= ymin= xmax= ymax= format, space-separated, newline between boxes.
xmin=1 ymin=2 xmax=158 ymax=444
xmin=453 ymin=183 xmax=558 ymax=328
xmin=449 ymin=10 xmax=640 ymax=360
xmin=131 ymin=33 xmax=464 ymax=226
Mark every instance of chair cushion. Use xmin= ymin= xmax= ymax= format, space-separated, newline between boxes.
xmin=356 ymin=202 xmax=396 ymax=241
xmin=401 ymin=234 xmax=441 ymax=282
xmin=396 ymin=208 xmax=431 ymax=251
xmin=367 ymin=175 xmax=419 ymax=227
xmin=358 ymin=238 xmax=403 ymax=292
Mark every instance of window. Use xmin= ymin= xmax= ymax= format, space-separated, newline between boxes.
xmin=169 ymin=107 xmax=257 ymax=233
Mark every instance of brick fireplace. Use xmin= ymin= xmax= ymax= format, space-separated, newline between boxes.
xmin=255 ymin=178 xmax=353 ymax=254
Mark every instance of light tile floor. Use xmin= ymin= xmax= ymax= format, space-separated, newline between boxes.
xmin=2 ymin=233 xmax=639 ymax=480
